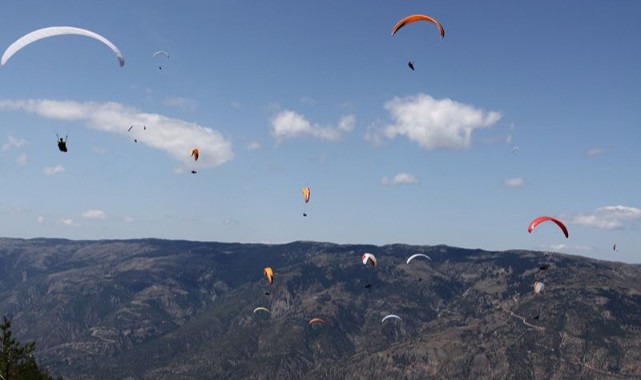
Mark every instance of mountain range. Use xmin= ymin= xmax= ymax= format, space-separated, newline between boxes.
xmin=1 ymin=238 xmax=640 ymax=379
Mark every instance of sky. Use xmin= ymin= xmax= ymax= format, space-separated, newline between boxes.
xmin=0 ymin=1 xmax=640 ymax=263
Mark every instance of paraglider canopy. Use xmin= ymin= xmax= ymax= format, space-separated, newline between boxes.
xmin=381 ymin=314 xmax=402 ymax=323
xmin=362 ymin=253 xmax=377 ymax=267
xmin=533 ymin=281 xmax=545 ymax=294
xmin=2 ymin=26 xmax=125 ymax=66
xmin=253 ymin=307 xmax=270 ymax=314
xmin=308 ymin=317 xmax=325 ymax=325
xmin=301 ymin=187 xmax=311 ymax=203
xmin=263 ymin=267 xmax=274 ymax=285
xmin=408 ymin=61 xmax=415 ymax=71
xmin=191 ymin=148 xmax=199 ymax=161
xmin=391 ymin=14 xmax=445 ymax=38
xmin=528 ymin=216 xmax=569 ymax=238
xmin=406 ymin=253 xmax=431 ymax=264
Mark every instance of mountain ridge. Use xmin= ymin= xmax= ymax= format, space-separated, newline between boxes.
xmin=0 ymin=238 xmax=639 ymax=379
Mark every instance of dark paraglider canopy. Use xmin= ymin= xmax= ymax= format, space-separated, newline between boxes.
xmin=408 ymin=60 xmax=415 ymax=70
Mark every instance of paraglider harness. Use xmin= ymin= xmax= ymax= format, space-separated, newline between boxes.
xmin=57 ymin=134 xmax=68 ymax=152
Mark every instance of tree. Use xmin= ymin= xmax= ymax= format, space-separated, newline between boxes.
xmin=0 ymin=316 xmax=60 ymax=380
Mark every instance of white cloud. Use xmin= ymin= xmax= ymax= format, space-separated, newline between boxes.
xmin=503 ymin=177 xmax=524 ymax=188
xmin=381 ymin=173 xmax=419 ymax=186
xmin=541 ymin=244 xmax=592 ymax=252
xmin=2 ymin=136 xmax=26 ymax=152
xmin=372 ymin=93 xmax=501 ymax=149
xmin=586 ymin=147 xmax=604 ymax=156
xmin=43 ymin=165 xmax=65 ymax=175
xmin=165 ymin=96 xmax=197 ymax=111
xmin=300 ymin=96 xmax=315 ymax=106
xmin=16 ymin=153 xmax=27 ymax=167
xmin=81 ymin=209 xmax=106 ymax=220
xmin=563 ymin=205 xmax=641 ymax=230
xmin=247 ymin=141 xmax=261 ymax=150
xmin=59 ymin=218 xmax=78 ymax=227
xmin=36 ymin=216 xmax=46 ymax=224
xmin=223 ymin=218 xmax=239 ymax=225
xmin=0 ymin=99 xmax=234 ymax=170
xmin=270 ymin=110 xmax=355 ymax=141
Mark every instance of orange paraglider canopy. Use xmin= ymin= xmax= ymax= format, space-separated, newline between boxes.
xmin=191 ymin=147 xmax=199 ymax=161
xmin=308 ymin=317 xmax=326 ymax=325
xmin=391 ymin=14 xmax=445 ymax=38
xmin=263 ymin=267 xmax=274 ymax=285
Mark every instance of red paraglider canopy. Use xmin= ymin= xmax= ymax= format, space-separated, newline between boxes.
xmin=528 ymin=216 xmax=569 ymax=238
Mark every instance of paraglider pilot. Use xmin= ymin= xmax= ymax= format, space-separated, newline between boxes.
xmin=57 ymin=134 xmax=68 ymax=152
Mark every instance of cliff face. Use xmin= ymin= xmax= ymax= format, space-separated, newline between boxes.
xmin=1 ymin=238 xmax=640 ymax=379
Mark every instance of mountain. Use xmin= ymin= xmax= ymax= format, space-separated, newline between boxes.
xmin=1 ymin=238 xmax=640 ymax=379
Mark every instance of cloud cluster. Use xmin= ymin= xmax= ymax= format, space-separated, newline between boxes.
xmin=81 ymin=209 xmax=106 ymax=220
xmin=1 ymin=136 xmax=26 ymax=152
xmin=270 ymin=110 xmax=355 ymax=141
xmin=43 ymin=165 xmax=65 ymax=175
xmin=369 ymin=93 xmax=501 ymax=149
xmin=563 ymin=205 xmax=641 ymax=230
xmin=381 ymin=173 xmax=419 ymax=186
xmin=0 ymin=99 xmax=234 ymax=170
xmin=502 ymin=177 xmax=524 ymax=188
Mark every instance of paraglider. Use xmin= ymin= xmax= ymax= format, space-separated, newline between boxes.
xmin=191 ymin=148 xmax=199 ymax=161
xmin=263 ymin=267 xmax=273 ymax=285
xmin=56 ymin=134 xmax=67 ymax=152
xmin=301 ymin=187 xmax=310 ymax=217
xmin=127 ymin=123 xmax=146 ymax=143
xmin=362 ymin=253 xmax=377 ymax=268
xmin=406 ymin=253 xmax=431 ymax=264
xmin=308 ymin=318 xmax=325 ymax=325
xmin=512 ymin=146 xmax=520 ymax=154
xmin=253 ymin=307 xmax=270 ymax=314
xmin=533 ymin=281 xmax=545 ymax=294
xmin=381 ymin=314 xmax=402 ymax=323
xmin=613 ymin=244 xmax=617 ymax=252
xmin=152 ymin=50 xmax=169 ymax=70
xmin=391 ymin=14 xmax=445 ymax=38
xmin=2 ymin=26 xmax=125 ymax=67
xmin=528 ymin=216 xmax=569 ymax=238
xmin=408 ymin=61 xmax=415 ymax=71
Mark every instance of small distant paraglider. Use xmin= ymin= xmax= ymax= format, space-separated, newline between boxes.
xmin=263 ymin=267 xmax=274 ymax=285
xmin=406 ymin=253 xmax=431 ymax=264
xmin=533 ymin=281 xmax=545 ymax=294
xmin=191 ymin=148 xmax=199 ymax=161
xmin=408 ymin=60 xmax=415 ymax=70
xmin=308 ymin=317 xmax=326 ymax=325
xmin=512 ymin=146 xmax=520 ymax=154
xmin=56 ymin=134 xmax=68 ymax=152
xmin=528 ymin=216 xmax=569 ymax=238
xmin=381 ymin=314 xmax=402 ymax=323
xmin=613 ymin=244 xmax=617 ymax=252
xmin=152 ymin=50 xmax=169 ymax=70
xmin=253 ymin=307 xmax=270 ymax=314
xmin=362 ymin=253 xmax=377 ymax=268
xmin=128 ymin=123 xmax=146 ymax=143
xmin=301 ymin=187 xmax=311 ymax=217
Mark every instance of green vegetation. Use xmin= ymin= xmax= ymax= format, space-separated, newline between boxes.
xmin=0 ymin=317 xmax=61 ymax=380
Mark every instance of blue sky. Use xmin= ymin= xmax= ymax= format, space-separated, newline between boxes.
xmin=1 ymin=1 xmax=640 ymax=263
